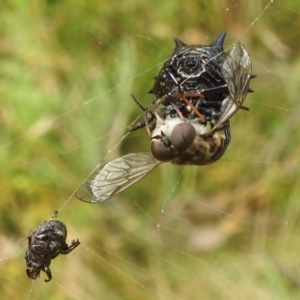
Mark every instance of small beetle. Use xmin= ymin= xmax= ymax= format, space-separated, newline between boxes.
xmin=25 ymin=220 xmax=80 ymax=282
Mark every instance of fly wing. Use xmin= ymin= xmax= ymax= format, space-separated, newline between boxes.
xmin=76 ymin=153 xmax=161 ymax=203
xmin=210 ymin=43 xmax=252 ymax=132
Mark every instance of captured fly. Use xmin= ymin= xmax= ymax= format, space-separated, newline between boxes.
xmin=76 ymin=42 xmax=252 ymax=203
xmin=25 ymin=220 xmax=80 ymax=282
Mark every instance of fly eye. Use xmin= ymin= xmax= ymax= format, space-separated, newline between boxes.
xmin=151 ymin=140 xmax=175 ymax=162
xmin=170 ymin=123 xmax=196 ymax=153
xmin=151 ymin=123 xmax=196 ymax=162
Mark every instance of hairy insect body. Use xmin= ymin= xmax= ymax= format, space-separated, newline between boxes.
xmin=25 ymin=220 xmax=80 ymax=282
xmin=150 ymin=115 xmax=228 ymax=165
xmin=170 ymin=130 xmax=228 ymax=165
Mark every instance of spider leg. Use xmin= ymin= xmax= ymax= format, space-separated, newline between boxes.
xmin=206 ymin=121 xmax=231 ymax=164
xmin=170 ymin=101 xmax=185 ymax=120
xmin=170 ymin=92 xmax=206 ymax=123
xmin=130 ymin=94 xmax=156 ymax=134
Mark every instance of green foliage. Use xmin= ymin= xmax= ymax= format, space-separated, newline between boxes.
xmin=1 ymin=0 xmax=300 ymax=299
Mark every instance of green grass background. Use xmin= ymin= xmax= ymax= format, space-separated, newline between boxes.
xmin=1 ymin=0 xmax=300 ymax=299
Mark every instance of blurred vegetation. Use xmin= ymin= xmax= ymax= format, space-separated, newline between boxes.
xmin=1 ymin=0 xmax=300 ymax=299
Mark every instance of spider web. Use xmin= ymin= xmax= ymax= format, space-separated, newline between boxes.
xmin=1 ymin=0 xmax=300 ymax=299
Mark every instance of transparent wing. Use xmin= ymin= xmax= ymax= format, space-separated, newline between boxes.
xmin=76 ymin=153 xmax=162 ymax=203
xmin=210 ymin=43 xmax=252 ymax=133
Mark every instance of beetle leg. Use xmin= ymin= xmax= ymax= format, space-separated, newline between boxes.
xmin=44 ymin=265 xmax=52 ymax=282
xmin=60 ymin=239 xmax=81 ymax=255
